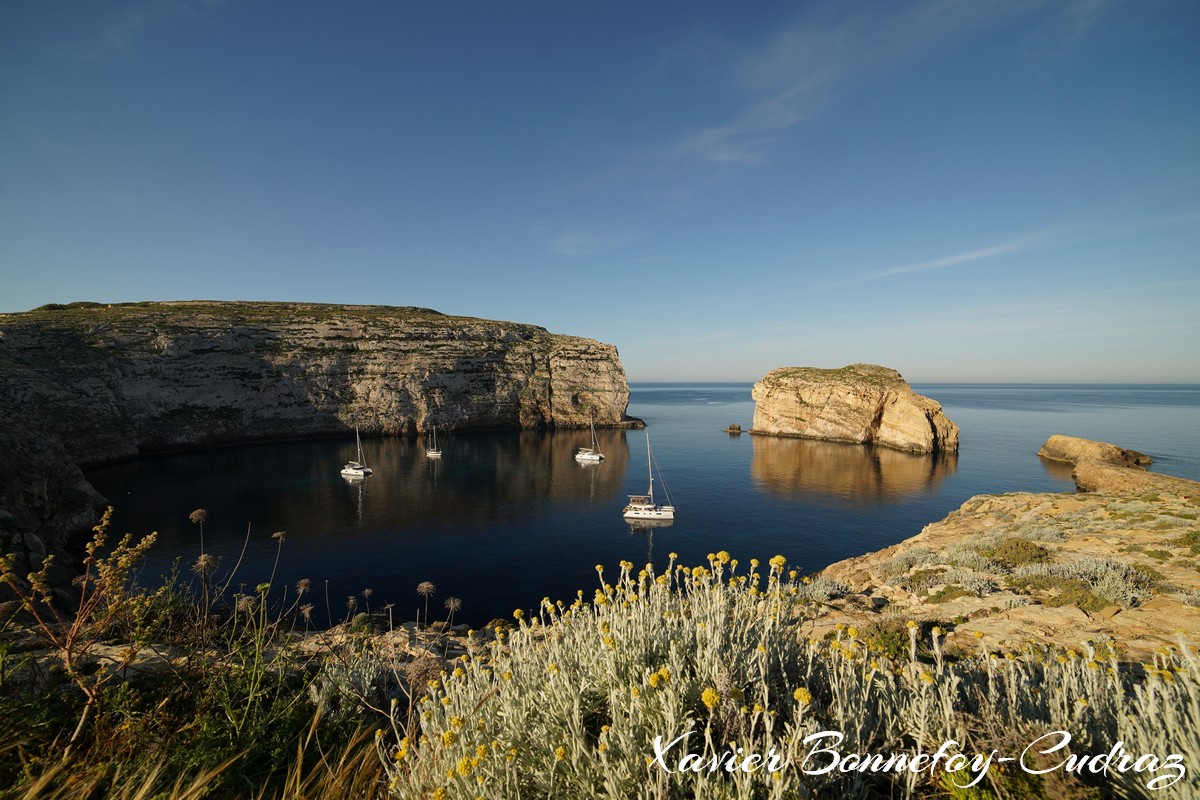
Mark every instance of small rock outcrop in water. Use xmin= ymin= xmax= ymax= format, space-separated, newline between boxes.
xmin=1038 ymin=433 xmax=1197 ymax=495
xmin=750 ymin=364 xmax=959 ymax=453
xmin=0 ymin=300 xmax=633 ymax=588
xmin=1037 ymin=433 xmax=1152 ymax=469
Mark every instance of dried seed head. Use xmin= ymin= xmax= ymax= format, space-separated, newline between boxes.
xmin=189 ymin=509 xmax=208 ymax=525
xmin=192 ymin=553 xmax=218 ymax=576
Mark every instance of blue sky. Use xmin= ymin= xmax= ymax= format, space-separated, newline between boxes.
xmin=2 ymin=1 xmax=1198 ymax=382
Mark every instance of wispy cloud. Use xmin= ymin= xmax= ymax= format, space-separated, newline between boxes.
xmin=669 ymin=2 xmax=1060 ymax=166
xmin=534 ymin=224 xmax=646 ymax=257
xmin=824 ymin=230 xmax=1053 ymax=288
xmin=670 ymin=12 xmax=852 ymax=165
xmin=675 ymin=71 xmax=833 ymax=165
xmin=825 ymin=204 xmax=1200 ymax=289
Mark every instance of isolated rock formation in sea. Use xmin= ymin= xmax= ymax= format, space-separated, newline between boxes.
xmin=0 ymin=300 xmax=632 ymax=584
xmin=750 ymin=364 xmax=959 ymax=453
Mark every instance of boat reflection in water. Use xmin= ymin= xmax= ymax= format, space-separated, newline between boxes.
xmin=626 ymin=518 xmax=673 ymax=564
xmin=750 ymin=437 xmax=957 ymax=504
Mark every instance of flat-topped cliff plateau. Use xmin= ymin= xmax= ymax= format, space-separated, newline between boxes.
xmin=751 ymin=363 xmax=959 ymax=454
xmin=1 ymin=300 xmax=632 ymax=462
xmin=0 ymin=300 xmax=632 ymax=580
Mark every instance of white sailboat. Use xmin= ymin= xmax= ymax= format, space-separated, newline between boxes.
xmin=575 ymin=413 xmax=604 ymax=463
xmin=623 ymin=434 xmax=675 ymax=521
xmin=425 ymin=423 xmax=442 ymax=459
xmin=340 ymin=426 xmax=373 ymax=478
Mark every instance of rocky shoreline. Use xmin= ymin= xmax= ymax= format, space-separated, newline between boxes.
xmin=808 ymin=436 xmax=1200 ymax=661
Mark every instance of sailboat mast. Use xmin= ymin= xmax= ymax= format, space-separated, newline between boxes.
xmin=646 ymin=434 xmax=654 ymax=502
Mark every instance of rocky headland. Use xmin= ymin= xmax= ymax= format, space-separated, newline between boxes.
xmin=0 ymin=301 xmax=632 ymax=586
xmin=810 ymin=436 xmax=1200 ymax=661
xmin=750 ymin=363 xmax=959 ymax=453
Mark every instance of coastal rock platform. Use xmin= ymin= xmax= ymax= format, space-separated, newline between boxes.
xmin=811 ymin=437 xmax=1200 ymax=661
xmin=1038 ymin=433 xmax=1199 ymax=496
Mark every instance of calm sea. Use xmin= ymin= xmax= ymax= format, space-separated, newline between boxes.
xmin=87 ymin=384 xmax=1200 ymax=628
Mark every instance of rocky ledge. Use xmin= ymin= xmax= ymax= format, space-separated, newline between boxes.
xmin=808 ymin=436 xmax=1199 ymax=661
xmin=1038 ymin=433 xmax=1200 ymax=495
xmin=0 ymin=301 xmax=632 ymax=585
xmin=750 ymin=363 xmax=959 ymax=453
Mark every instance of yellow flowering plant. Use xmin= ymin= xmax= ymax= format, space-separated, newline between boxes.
xmin=373 ymin=558 xmax=1199 ymax=799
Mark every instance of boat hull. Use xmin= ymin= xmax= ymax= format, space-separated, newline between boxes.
xmin=623 ymin=505 xmax=675 ymax=521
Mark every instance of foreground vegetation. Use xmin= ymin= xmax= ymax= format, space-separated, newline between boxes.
xmin=2 ymin=512 xmax=1197 ymax=798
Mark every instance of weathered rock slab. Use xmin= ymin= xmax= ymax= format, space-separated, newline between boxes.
xmin=1037 ymin=433 xmax=1151 ymax=469
xmin=1038 ymin=434 xmax=1197 ymax=496
xmin=814 ymin=469 xmax=1200 ymax=661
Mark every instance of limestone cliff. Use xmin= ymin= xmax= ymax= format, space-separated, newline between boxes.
xmin=750 ymin=364 xmax=959 ymax=453
xmin=0 ymin=301 xmax=632 ymax=580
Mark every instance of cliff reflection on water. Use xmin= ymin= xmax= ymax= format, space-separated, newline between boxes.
xmin=750 ymin=436 xmax=957 ymax=503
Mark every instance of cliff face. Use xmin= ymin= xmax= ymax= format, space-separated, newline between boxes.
xmin=0 ymin=301 xmax=631 ymax=578
xmin=750 ymin=364 xmax=959 ymax=453
xmin=0 ymin=301 xmax=630 ymax=460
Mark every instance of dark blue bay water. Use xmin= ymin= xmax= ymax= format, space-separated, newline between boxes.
xmin=87 ymin=384 xmax=1200 ymax=628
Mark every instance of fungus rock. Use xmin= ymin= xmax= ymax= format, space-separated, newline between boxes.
xmin=750 ymin=364 xmax=958 ymax=454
